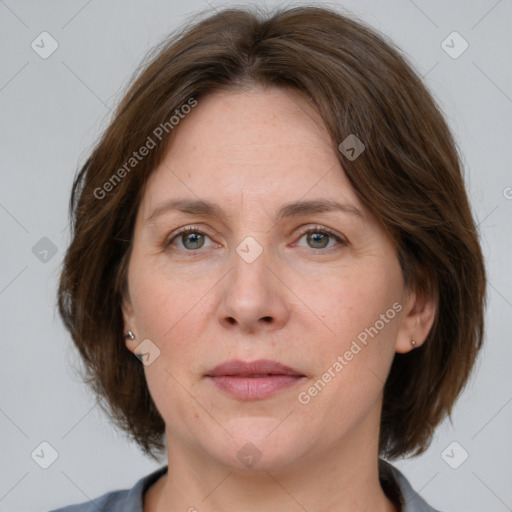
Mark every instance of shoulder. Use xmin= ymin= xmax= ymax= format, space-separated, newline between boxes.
xmin=48 ymin=490 xmax=128 ymax=512
xmin=380 ymin=459 xmax=445 ymax=512
xmin=47 ymin=466 xmax=168 ymax=512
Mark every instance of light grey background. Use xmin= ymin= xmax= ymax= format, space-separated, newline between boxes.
xmin=1 ymin=1 xmax=511 ymax=511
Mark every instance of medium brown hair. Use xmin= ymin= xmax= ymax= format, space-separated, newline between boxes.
xmin=58 ymin=5 xmax=486 ymax=460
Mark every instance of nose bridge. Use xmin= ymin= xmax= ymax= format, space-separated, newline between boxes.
xmin=231 ymin=233 xmax=272 ymax=302
xmin=217 ymin=231 xmax=288 ymax=331
xmin=231 ymin=190 xmax=274 ymax=280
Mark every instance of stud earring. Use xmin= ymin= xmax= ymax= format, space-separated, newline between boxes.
xmin=124 ymin=331 xmax=135 ymax=341
xmin=410 ymin=336 xmax=416 ymax=347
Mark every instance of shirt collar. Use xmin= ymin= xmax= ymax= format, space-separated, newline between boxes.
xmin=128 ymin=460 xmax=440 ymax=512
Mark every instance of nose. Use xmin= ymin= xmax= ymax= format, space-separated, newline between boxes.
xmin=217 ymin=242 xmax=290 ymax=334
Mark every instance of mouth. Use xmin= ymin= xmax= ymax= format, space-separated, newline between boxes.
xmin=205 ymin=359 xmax=306 ymax=400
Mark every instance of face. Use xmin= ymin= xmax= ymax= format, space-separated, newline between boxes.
xmin=123 ymin=86 xmax=422 ymax=471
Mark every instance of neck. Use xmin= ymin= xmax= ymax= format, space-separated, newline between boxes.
xmin=145 ymin=417 xmax=397 ymax=512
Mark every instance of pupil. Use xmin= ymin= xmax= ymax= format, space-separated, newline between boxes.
xmin=309 ymin=232 xmax=328 ymax=248
xmin=184 ymin=233 xmax=204 ymax=249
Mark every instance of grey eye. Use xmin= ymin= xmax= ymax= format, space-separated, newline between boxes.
xmin=306 ymin=232 xmax=330 ymax=249
xmin=180 ymin=231 xmax=205 ymax=250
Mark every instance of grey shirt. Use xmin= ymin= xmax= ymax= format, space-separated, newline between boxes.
xmin=48 ymin=460 xmax=441 ymax=512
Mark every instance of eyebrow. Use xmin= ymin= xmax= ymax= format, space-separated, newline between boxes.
xmin=146 ymin=198 xmax=365 ymax=224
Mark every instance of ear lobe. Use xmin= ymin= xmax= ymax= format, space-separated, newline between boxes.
xmin=395 ymin=286 xmax=436 ymax=354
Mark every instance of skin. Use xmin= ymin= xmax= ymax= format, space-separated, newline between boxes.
xmin=122 ymin=86 xmax=435 ymax=512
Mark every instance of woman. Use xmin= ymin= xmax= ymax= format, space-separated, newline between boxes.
xmin=52 ymin=5 xmax=486 ymax=512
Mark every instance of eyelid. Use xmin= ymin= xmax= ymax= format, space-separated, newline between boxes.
xmin=295 ymin=224 xmax=343 ymax=239
xmin=163 ymin=225 xmax=216 ymax=247
xmin=293 ymin=224 xmax=348 ymax=249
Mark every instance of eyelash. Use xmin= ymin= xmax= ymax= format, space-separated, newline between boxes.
xmin=163 ymin=225 xmax=347 ymax=254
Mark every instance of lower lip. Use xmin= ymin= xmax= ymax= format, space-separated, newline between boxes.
xmin=208 ymin=375 xmax=304 ymax=400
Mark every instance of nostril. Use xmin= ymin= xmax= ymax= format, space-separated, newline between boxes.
xmin=262 ymin=316 xmax=272 ymax=323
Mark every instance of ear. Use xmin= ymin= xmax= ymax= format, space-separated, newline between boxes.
xmin=121 ymin=292 xmax=137 ymax=354
xmin=395 ymin=284 xmax=436 ymax=354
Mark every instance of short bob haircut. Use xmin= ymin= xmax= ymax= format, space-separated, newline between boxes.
xmin=58 ymin=5 xmax=486 ymax=461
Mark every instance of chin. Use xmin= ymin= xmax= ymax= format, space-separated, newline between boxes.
xmin=201 ymin=417 xmax=310 ymax=472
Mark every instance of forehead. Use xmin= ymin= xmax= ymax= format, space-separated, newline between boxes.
xmin=139 ymin=87 xmax=365 ymax=221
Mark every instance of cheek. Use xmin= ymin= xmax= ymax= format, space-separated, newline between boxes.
xmin=130 ymin=265 xmax=207 ymax=425
xmin=299 ymin=259 xmax=403 ymax=414
xmin=129 ymin=251 xmax=205 ymax=337
xmin=295 ymin=267 xmax=402 ymax=428
xmin=301 ymin=258 xmax=402 ymax=342
xmin=128 ymin=255 xmax=212 ymax=379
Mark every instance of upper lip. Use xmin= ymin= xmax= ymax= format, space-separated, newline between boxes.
xmin=206 ymin=359 xmax=304 ymax=377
